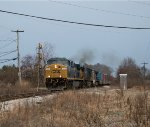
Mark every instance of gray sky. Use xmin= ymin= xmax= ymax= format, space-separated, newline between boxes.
xmin=0 ymin=0 xmax=150 ymax=71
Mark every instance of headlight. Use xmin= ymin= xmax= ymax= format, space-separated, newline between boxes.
xmin=62 ymin=68 xmax=67 ymax=70
xmin=48 ymin=75 xmax=50 ymax=78
xmin=46 ymin=68 xmax=50 ymax=70
xmin=55 ymin=65 xmax=57 ymax=68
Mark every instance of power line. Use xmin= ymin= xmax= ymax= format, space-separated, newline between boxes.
xmin=0 ymin=9 xmax=150 ymax=30
xmin=50 ymin=0 xmax=150 ymax=20
xmin=0 ymin=39 xmax=15 ymax=42
xmin=130 ymin=1 xmax=150 ymax=6
xmin=0 ymin=40 xmax=16 ymax=50
xmin=0 ymin=49 xmax=17 ymax=55
xmin=0 ymin=58 xmax=17 ymax=61
xmin=50 ymin=0 xmax=101 ymax=11
xmin=0 ymin=57 xmax=17 ymax=64
xmin=0 ymin=32 xmax=14 ymax=41
xmin=0 ymin=49 xmax=17 ymax=58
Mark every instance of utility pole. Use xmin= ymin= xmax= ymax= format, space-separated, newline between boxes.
xmin=141 ymin=62 xmax=148 ymax=80
xmin=12 ymin=30 xmax=24 ymax=85
xmin=37 ymin=43 xmax=43 ymax=91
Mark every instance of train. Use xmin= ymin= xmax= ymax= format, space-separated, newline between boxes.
xmin=44 ymin=57 xmax=111 ymax=90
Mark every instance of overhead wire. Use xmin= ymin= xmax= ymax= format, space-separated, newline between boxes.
xmin=0 ymin=50 xmax=17 ymax=64
xmin=0 ymin=49 xmax=17 ymax=55
xmin=0 ymin=39 xmax=15 ymax=42
xmin=0 ymin=36 xmax=17 ymax=65
xmin=0 ymin=49 xmax=17 ymax=58
xmin=0 ymin=31 xmax=13 ymax=40
xmin=129 ymin=1 xmax=150 ymax=6
xmin=0 ymin=58 xmax=17 ymax=61
xmin=0 ymin=39 xmax=16 ymax=50
xmin=50 ymin=0 xmax=150 ymax=20
xmin=0 ymin=57 xmax=17 ymax=64
xmin=0 ymin=9 xmax=150 ymax=30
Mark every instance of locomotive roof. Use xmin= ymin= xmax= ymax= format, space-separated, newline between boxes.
xmin=47 ymin=57 xmax=69 ymax=62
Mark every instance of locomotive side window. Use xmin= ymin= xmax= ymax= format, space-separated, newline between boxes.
xmin=70 ymin=61 xmax=74 ymax=67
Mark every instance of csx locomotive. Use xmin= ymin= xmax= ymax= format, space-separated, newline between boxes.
xmin=44 ymin=57 xmax=110 ymax=89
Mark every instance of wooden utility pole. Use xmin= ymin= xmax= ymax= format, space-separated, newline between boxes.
xmin=37 ymin=43 xmax=42 ymax=91
xmin=12 ymin=30 xmax=24 ymax=85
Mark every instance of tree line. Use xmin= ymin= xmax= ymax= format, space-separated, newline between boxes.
xmin=0 ymin=43 xmax=149 ymax=88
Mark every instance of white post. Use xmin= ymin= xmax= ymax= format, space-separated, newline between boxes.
xmin=119 ymin=74 xmax=127 ymax=90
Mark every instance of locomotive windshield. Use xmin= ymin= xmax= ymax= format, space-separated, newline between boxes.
xmin=47 ymin=58 xmax=69 ymax=66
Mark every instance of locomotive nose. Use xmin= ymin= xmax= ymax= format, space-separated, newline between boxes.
xmin=45 ymin=64 xmax=67 ymax=79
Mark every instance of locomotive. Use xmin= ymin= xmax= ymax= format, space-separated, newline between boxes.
xmin=44 ymin=57 xmax=110 ymax=90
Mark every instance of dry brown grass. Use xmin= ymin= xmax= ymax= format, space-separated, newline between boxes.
xmin=0 ymin=80 xmax=35 ymax=96
xmin=0 ymin=88 xmax=150 ymax=127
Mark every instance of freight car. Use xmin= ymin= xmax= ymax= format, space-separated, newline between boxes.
xmin=44 ymin=57 xmax=110 ymax=90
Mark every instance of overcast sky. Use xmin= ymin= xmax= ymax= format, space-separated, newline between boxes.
xmin=0 ymin=0 xmax=150 ymax=72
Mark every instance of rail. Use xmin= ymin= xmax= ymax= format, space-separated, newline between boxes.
xmin=0 ymin=89 xmax=53 ymax=102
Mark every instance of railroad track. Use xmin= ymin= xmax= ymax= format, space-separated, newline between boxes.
xmin=0 ymin=85 xmax=112 ymax=102
xmin=0 ymin=89 xmax=55 ymax=102
xmin=0 ymin=86 xmax=78 ymax=102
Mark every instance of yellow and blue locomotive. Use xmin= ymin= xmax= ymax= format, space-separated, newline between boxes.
xmin=44 ymin=57 xmax=110 ymax=89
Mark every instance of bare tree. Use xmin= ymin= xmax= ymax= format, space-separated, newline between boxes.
xmin=85 ymin=63 xmax=112 ymax=75
xmin=21 ymin=55 xmax=36 ymax=69
xmin=117 ymin=57 xmax=143 ymax=88
xmin=21 ymin=55 xmax=37 ymax=85
xmin=42 ymin=42 xmax=55 ymax=64
xmin=93 ymin=63 xmax=112 ymax=75
xmin=20 ymin=43 xmax=55 ymax=86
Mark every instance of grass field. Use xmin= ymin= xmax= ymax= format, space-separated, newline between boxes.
xmin=0 ymin=86 xmax=150 ymax=127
